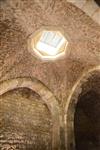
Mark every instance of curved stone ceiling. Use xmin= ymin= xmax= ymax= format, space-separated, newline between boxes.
xmin=67 ymin=0 xmax=100 ymax=25
xmin=0 ymin=1 xmax=100 ymax=149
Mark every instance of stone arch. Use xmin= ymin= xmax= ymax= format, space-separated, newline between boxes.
xmin=0 ymin=77 xmax=60 ymax=150
xmin=67 ymin=0 xmax=100 ymax=25
xmin=64 ymin=65 xmax=100 ymax=150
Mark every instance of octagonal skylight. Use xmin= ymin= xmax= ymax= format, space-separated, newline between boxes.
xmin=29 ymin=29 xmax=68 ymax=60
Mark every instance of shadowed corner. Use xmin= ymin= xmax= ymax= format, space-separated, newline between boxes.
xmin=94 ymin=0 xmax=100 ymax=6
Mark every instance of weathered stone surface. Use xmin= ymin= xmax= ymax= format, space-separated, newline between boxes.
xmin=66 ymin=69 xmax=100 ymax=150
xmin=0 ymin=0 xmax=100 ymax=104
xmin=0 ymin=88 xmax=52 ymax=150
xmin=0 ymin=0 xmax=100 ymax=150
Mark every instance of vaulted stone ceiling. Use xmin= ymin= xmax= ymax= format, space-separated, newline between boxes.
xmin=67 ymin=0 xmax=100 ymax=24
xmin=0 ymin=0 xmax=100 ymax=150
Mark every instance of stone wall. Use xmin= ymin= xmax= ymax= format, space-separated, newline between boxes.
xmin=0 ymin=88 xmax=52 ymax=150
xmin=66 ymin=69 xmax=100 ymax=150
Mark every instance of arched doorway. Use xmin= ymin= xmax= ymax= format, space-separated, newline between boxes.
xmin=0 ymin=77 xmax=60 ymax=150
xmin=75 ymin=90 xmax=100 ymax=150
xmin=65 ymin=66 xmax=100 ymax=150
xmin=0 ymin=87 xmax=52 ymax=150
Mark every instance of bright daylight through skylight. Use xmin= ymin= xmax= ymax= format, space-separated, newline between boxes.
xmin=36 ymin=31 xmax=66 ymax=56
xmin=30 ymin=29 xmax=68 ymax=60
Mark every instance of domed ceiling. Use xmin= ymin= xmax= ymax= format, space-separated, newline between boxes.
xmin=0 ymin=0 xmax=100 ymax=103
xmin=0 ymin=0 xmax=100 ymax=150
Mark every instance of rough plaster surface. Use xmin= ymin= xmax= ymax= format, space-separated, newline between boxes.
xmin=0 ymin=0 xmax=100 ymax=150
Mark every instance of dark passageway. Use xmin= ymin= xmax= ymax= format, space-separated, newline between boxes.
xmin=74 ymin=90 xmax=100 ymax=150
